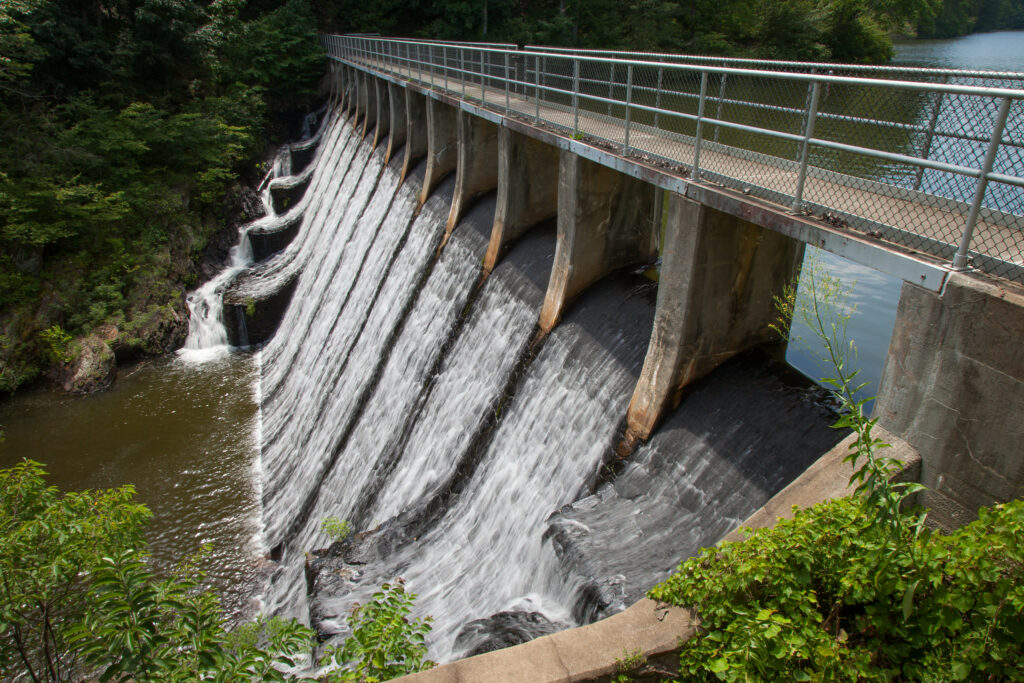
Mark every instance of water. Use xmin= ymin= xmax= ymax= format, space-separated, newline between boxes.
xmin=0 ymin=356 xmax=263 ymax=619
xmin=894 ymin=30 xmax=1024 ymax=72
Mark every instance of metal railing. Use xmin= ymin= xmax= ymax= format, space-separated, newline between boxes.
xmin=323 ymin=34 xmax=1024 ymax=284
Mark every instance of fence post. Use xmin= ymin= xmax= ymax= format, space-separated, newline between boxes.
xmin=714 ymin=72 xmax=728 ymax=143
xmin=791 ymin=80 xmax=822 ymax=212
xmin=461 ymin=50 xmax=466 ymax=97
xmin=430 ymin=44 xmax=435 ymax=88
xmin=444 ymin=46 xmax=449 ymax=92
xmin=608 ymin=63 xmax=616 ymax=116
xmin=954 ymin=96 xmax=1011 ymax=270
xmin=692 ymin=71 xmax=708 ymax=179
xmin=914 ymin=74 xmax=949 ymax=191
xmin=654 ymin=66 xmax=664 ymax=128
xmin=573 ymin=59 xmax=580 ymax=134
xmin=625 ymin=64 xmax=634 ymax=154
xmin=535 ymin=54 xmax=541 ymax=123
xmin=505 ymin=51 xmax=511 ymax=114
xmin=481 ymin=49 xmax=487 ymax=105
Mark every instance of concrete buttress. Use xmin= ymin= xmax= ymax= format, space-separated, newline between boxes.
xmin=485 ymin=128 xmax=559 ymax=274
xmin=538 ymin=151 xmax=659 ymax=334
xmin=420 ymin=99 xmax=458 ymax=205
xmin=360 ymin=72 xmax=376 ymax=139
xmin=401 ymin=90 xmax=428 ymax=183
xmin=372 ymin=77 xmax=390 ymax=149
xmin=445 ymin=111 xmax=500 ymax=243
xmin=385 ymin=81 xmax=408 ymax=165
xmin=625 ymin=193 xmax=803 ymax=442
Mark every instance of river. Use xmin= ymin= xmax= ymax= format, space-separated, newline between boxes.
xmin=0 ymin=30 xmax=1019 ymax=628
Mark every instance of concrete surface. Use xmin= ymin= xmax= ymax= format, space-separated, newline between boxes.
xmin=626 ymin=193 xmax=804 ymax=442
xmin=539 ymin=151 xmax=659 ymax=333
xmin=445 ymin=111 xmax=499 ymax=241
xmin=386 ymin=81 xmax=408 ymax=165
xmin=486 ymin=129 xmax=560 ymax=274
xmin=874 ymin=272 xmax=1024 ymax=529
xmin=421 ymin=98 xmax=458 ymax=205
xmin=373 ymin=77 xmax=390 ymax=150
xmin=402 ymin=89 xmax=428 ymax=184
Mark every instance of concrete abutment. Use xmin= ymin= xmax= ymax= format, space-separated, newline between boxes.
xmin=402 ymin=89 xmax=428 ymax=183
xmin=626 ymin=194 xmax=804 ymax=442
xmin=360 ymin=71 xmax=377 ymax=139
xmin=372 ymin=78 xmax=390 ymax=150
xmin=874 ymin=273 xmax=1024 ymax=530
xmin=420 ymin=98 xmax=458 ymax=206
xmin=385 ymin=81 xmax=408 ymax=165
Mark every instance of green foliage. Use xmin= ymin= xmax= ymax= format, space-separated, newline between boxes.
xmin=320 ymin=579 xmax=435 ymax=682
xmin=0 ymin=0 xmax=324 ymax=394
xmin=38 ymin=324 xmax=73 ymax=364
xmin=0 ymin=459 xmax=315 ymax=682
xmin=650 ymin=262 xmax=1024 ymax=680
xmin=321 ymin=516 xmax=353 ymax=543
xmin=0 ymin=459 xmax=149 ymax=682
xmin=650 ymin=498 xmax=1024 ymax=681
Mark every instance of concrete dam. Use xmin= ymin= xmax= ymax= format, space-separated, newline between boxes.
xmin=190 ymin=37 xmax=1024 ymax=671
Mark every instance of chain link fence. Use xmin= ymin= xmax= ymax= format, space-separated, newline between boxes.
xmin=323 ymin=35 xmax=1024 ymax=285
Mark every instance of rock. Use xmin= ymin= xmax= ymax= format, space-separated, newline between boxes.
xmin=453 ymin=611 xmax=565 ymax=658
xmin=60 ymin=336 xmax=116 ymax=393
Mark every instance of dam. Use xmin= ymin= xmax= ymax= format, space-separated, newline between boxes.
xmin=183 ymin=36 xmax=1024 ymax=669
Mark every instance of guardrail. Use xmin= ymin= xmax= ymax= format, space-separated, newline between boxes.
xmin=323 ymin=34 xmax=1024 ymax=284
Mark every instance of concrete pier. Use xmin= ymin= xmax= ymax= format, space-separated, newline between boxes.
xmin=420 ymin=99 xmax=458 ymax=205
xmin=445 ymin=111 xmax=499 ymax=242
xmin=372 ymin=77 xmax=390 ymax=149
xmin=626 ymin=194 xmax=804 ymax=442
xmin=385 ymin=82 xmax=408 ymax=165
xmin=485 ymin=129 xmax=560 ymax=274
xmin=538 ymin=151 xmax=659 ymax=334
xmin=360 ymin=71 xmax=377 ymax=139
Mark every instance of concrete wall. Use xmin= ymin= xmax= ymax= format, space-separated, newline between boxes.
xmin=386 ymin=81 xmax=408 ymax=165
xmin=445 ymin=111 xmax=500 ymax=242
xmin=874 ymin=272 xmax=1024 ymax=529
xmin=402 ymin=90 xmax=428 ymax=183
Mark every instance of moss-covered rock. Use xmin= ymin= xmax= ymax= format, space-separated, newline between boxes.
xmin=60 ymin=336 xmax=116 ymax=394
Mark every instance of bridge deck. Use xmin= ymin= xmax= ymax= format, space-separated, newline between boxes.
xmin=348 ymin=56 xmax=1024 ymax=284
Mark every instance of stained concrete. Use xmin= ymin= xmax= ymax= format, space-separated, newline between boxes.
xmin=485 ymin=128 xmax=560 ymax=274
xmin=538 ymin=151 xmax=659 ymax=333
xmin=626 ymin=193 xmax=804 ymax=442
xmin=372 ymin=77 xmax=390 ymax=149
xmin=874 ymin=272 xmax=1024 ymax=529
xmin=386 ymin=81 xmax=408 ymax=165
xmin=420 ymin=99 xmax=458 ymax=205
xmin=445 ymin=111 xmax=499 ymax=242
xmin=402 ymin=89 xmax=428 ymax=183
xmin=361 ymin=71 xmax=376 ymax=139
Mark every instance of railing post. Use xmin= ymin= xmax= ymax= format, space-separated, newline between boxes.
xmin=954 ymin=96 xmax=1012 ymax=271
xmin=573 ymin=58 xmax=580 ymax=134
xmin=625 ymin=64 xmax=634 ymax=154
xmin=461 ymin=50 xmax=466 ymax=97
xmin=444 ymin=46 xmax=449 ymax=92
xmin=608 ymin=63 xmax=616 ymax=116
xmin=505 ymin=51 xmax=510 ymax=114
xmin=914 ymin=74 xmax=949 ymax=191
xmin=692 ymin=71 xmax=708 ymax=179
xmin=791 ymin=80 xmax=822 ymax=213
xmin=430 ymin=44 xmax=435 ymax=88
xmin=535 ymin=54 xmax=541 ymax=123
xmin=481 ymin=49 xmax=487 ymax=105
xmin=654 ymin=66 xmax=664 ymax=128
xmin=714 ymin=72 xmax=728 ymax=143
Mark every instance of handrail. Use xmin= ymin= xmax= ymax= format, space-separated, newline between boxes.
xmin=323 ymin=34 xmax=1024 ymax=284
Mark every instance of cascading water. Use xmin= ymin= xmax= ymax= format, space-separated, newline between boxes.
xmin=182 ymin=96 xmax=840 ymax=666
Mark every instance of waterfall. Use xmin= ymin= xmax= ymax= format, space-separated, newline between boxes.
xmin=180 ymin=98 xmax=840 ymax=665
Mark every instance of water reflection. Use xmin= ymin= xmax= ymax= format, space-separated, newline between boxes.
xmin=0 ymin=354 xmax=262 ymax=620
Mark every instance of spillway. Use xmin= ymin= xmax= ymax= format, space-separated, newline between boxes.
xmin=183 ymin=102 xmax=841 ymax=662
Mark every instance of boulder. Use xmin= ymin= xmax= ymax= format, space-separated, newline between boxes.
xmin=61 ymin=336 xmax=116 ymax=393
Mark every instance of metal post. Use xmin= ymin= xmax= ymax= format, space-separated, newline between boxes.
xmin=954 ymin=96 xmax=1012 ymax=271
xmin=505 ymin=51 xmax=510 ymax=114
xmin=535 ymin=55 xmax=541 ymax=123
xmin=792 ymin=81 xmax=822 ymax=213
xmin=692 ymin=71 xmax=708 ymax=179
xmin=430 ymin=45 xmax=435 ymax=88
xmin=444 ymin=46 xmax=449 ymax=92
xmin=654 ymin=66 xmax=664 ymax=128
xmin=573 ymin=59 xmax=580 ymax=134
xmin=714 ymin=73 xmax=728 ymax=143
xmin=461 ymin=51 xmax=466 ymax=97
xmin=481 ymin=50 xmax=487 ymax=105
xmin=914 ymin=75 xmax=949 ymax=191
xmin=624 ymin=64 xmax=634 ymax=154
xmin=608 ymin=63 xmax=616 ymax=116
